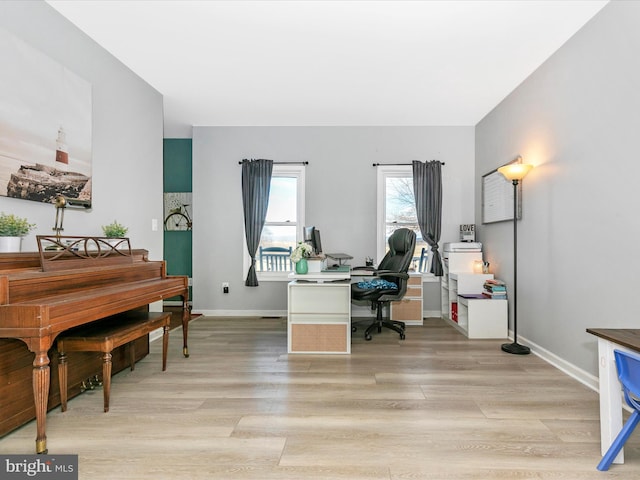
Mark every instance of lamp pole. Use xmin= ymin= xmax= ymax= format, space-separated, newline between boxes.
xmin=497 ymin=161 xmax=533 ymax=355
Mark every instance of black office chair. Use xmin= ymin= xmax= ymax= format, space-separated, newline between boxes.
xmin=351 ymin=228 xmax=416 ymax=341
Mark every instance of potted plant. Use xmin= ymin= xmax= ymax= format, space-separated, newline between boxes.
xmin=290 ymin=241 xmax=313 ymax=274
xmin=0 ymin=212 xmax=36 ymax=252
xmin=101 ymin=220 xmax=128 ymax=238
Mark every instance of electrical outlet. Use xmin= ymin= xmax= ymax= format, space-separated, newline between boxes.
xmin=222 ymin=282 xmax=229 ymax=294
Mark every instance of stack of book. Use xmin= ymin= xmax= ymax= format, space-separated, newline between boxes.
xmin=483 ymin=279 xmax=507 ymax=299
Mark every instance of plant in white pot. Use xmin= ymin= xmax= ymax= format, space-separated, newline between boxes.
xmin=101 ymin=220 xmax=128 ymax=238
xmin=101 ymin=220 xmax=128 ymax=249
xmin=0 ymin=212 xmax=36 ymax=253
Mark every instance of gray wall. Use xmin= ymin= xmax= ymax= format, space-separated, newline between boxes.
xmin=192 ymin=126 xmax=475 ymax=315
xmin=476 ymin=1 xmax=640 ymax=380
xmin=0 ymin=1 xmax=164 ymax=261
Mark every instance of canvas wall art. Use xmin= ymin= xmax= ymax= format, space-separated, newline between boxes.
xmin=0 ymin=27 xmax=92 ymax=205
xmin=164 ymin=192 xmax=193 ymax=231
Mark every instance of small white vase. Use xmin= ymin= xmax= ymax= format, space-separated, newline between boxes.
xmin=0 ymin=236 xmax=22 ymax=253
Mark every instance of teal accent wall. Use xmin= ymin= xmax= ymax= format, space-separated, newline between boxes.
xmin=163 ymin=139 xmax=192 ymax=300
xmin=163 ymin=139 xmax=192 ymax=191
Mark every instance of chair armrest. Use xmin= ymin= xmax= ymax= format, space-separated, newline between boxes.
xmin=376 ymin=271 xmax=409 ymax=280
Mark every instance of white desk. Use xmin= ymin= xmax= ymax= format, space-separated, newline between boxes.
xmin=288 ymin=271 xmax=351 ymax=354
xmin=288 ymin=271 xmax=350 ymax=283
xmin=587 ymin=328 xmax=640 ymax=464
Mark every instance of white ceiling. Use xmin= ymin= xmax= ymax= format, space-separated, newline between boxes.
xmin=46 ymin=0 xmax=609 ymax=137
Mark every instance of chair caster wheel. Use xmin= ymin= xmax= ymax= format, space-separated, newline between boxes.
xmin=365 ymin=334 xmax=372 ymax=341
xmin=400 ymin=333 xmax=405 ymax=340
xmin=352 ymin=326 xmax=357 ymax=332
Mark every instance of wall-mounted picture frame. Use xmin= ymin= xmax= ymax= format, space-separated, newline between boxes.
xmin=482 ymin=157 xmax=523 ymax=224
xmin=163 ymin=192 xmax=193 ymax=231
xmin=0 ymin=28 xmax=92 ymax=205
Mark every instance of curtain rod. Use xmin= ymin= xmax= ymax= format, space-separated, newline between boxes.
xmin=373 ymin=161 xmax=445 ymax=166
xmin=239 ymin=160 xmax=309 ymax=165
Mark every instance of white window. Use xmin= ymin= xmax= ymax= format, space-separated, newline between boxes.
xmin=376 ymin=166 xmax=431 ymax=274
xmin=244 ymin=164 xmax=305 ymax=281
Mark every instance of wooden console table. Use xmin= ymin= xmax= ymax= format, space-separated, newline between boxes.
xmin=586 ymin=328 xmax=640 ymax=465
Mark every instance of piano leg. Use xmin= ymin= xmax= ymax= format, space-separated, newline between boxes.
xmin=58 ymin=352 xmax=68 ymax=412
xmin=182 ymin=296 xmax=190 ymax=358
xmin=32 ymin=351 xmax=50 ymax=454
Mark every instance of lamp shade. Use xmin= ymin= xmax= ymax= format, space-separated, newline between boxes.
xmin=498 ymin=163 xmax=533 ymax=181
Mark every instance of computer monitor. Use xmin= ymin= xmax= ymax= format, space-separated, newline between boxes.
xmin=312 ymin=229 xmax=322 ymax=255
xmin=303 ymin=226 xmax=322 ymax=255
xmin=303 ymin=226 xmax=315 ymax=243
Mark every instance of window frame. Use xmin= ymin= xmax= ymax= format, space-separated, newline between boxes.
xmin=243 ymin=164 xmax=305 ymax=282
xmin=376 ymin=165 xmax=433 ymax=278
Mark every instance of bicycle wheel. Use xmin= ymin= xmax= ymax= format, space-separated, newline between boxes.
xmin=164 ymin=212 xmax=191 ymax=231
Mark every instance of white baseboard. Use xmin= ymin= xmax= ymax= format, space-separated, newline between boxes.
xmin=509 ymin=330 xmax=599 ymax=393
xmin=193 ymin=308 xmax=442 ymax=323
xmin=149 ymin=327 xmax=164 ymax=342
xmin=195 ymin=310 xmax=287 ymax=317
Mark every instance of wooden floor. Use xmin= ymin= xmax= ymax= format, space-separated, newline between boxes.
xmin=2 ymin=316 xmax=639 ymax=479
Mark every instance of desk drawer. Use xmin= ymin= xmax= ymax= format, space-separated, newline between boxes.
xmin=390 ymin=298 xmax=422 ymax=321
xmin=405 ymin=285 xmax=421 ymax=298
xmin=290 ymin=324 xmax=348 ymax=353
xmin=289 ymin=284 xmax=349 ymax=314
xmin=289 ymin=313 xmax=349 ymax=324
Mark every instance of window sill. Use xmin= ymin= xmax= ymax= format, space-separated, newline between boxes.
xmin=256 ymin=272 xmax=292 ymax=282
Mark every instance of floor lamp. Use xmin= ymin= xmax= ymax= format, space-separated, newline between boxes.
xmin=497 ymin=162 xmax=533 ymax=355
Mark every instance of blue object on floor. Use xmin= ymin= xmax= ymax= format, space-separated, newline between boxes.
xmin=597 ymin=349 xmax=640 ymax=471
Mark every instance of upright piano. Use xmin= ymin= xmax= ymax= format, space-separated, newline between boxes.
xmin=0 ymin=236 xmax=190 ymax=453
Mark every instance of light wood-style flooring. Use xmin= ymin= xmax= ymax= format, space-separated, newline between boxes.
xmin=1 ymin=316 xmax=639 ymax=479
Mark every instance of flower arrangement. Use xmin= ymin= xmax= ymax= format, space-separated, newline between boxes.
xmin=101 ymin=220 xmax=128 ymax=238
xmin=0 ymin=212 xmax=35 ymax=237
xmin=290 ymin=241 xmax=313 ymax=263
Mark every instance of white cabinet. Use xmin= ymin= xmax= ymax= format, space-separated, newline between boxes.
xmin=455 ymin=295 xmax=507 ymax=339
xmin=447 ymin=272 xmax=493 ymax=322
xmin=440 ymin=250 xmax=507 ymax=339
xmin=288 ymin=281 xmax=351 ymax=354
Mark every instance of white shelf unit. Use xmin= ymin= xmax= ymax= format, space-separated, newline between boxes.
xmin=455 ymin=295 xmax=508 ymax=339
xmin=440 ymin=250 xmax=484 ymax=321
xmin=287 ymin=280 xmax=351 ymax=354
xmin=447 ymin=272 xmax=494 ymax=321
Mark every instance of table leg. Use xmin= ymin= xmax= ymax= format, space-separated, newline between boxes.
xmin=597 ymin=338 xmax=631 ymax=464
xmin=182 ymin=295 xmax=190 ymax=358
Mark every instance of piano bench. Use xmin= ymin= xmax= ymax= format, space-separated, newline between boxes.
xmin=57 ymin=311 xmax=171 ymax=413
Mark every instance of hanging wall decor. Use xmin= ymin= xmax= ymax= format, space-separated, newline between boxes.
xmin=0 ymin=27 xmax=93 ymax=205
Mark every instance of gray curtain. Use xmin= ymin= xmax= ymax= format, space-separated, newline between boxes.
xmin=241 ymin=159 xmax=273 ymax=286
xmin=412 ymin=160 xmax=443 ymax=276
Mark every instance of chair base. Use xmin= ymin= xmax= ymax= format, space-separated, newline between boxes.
xmin=355 ymin=301 xmax=406 ymax=341
xmin=364 ymin=319 xmax=405 ymax=341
